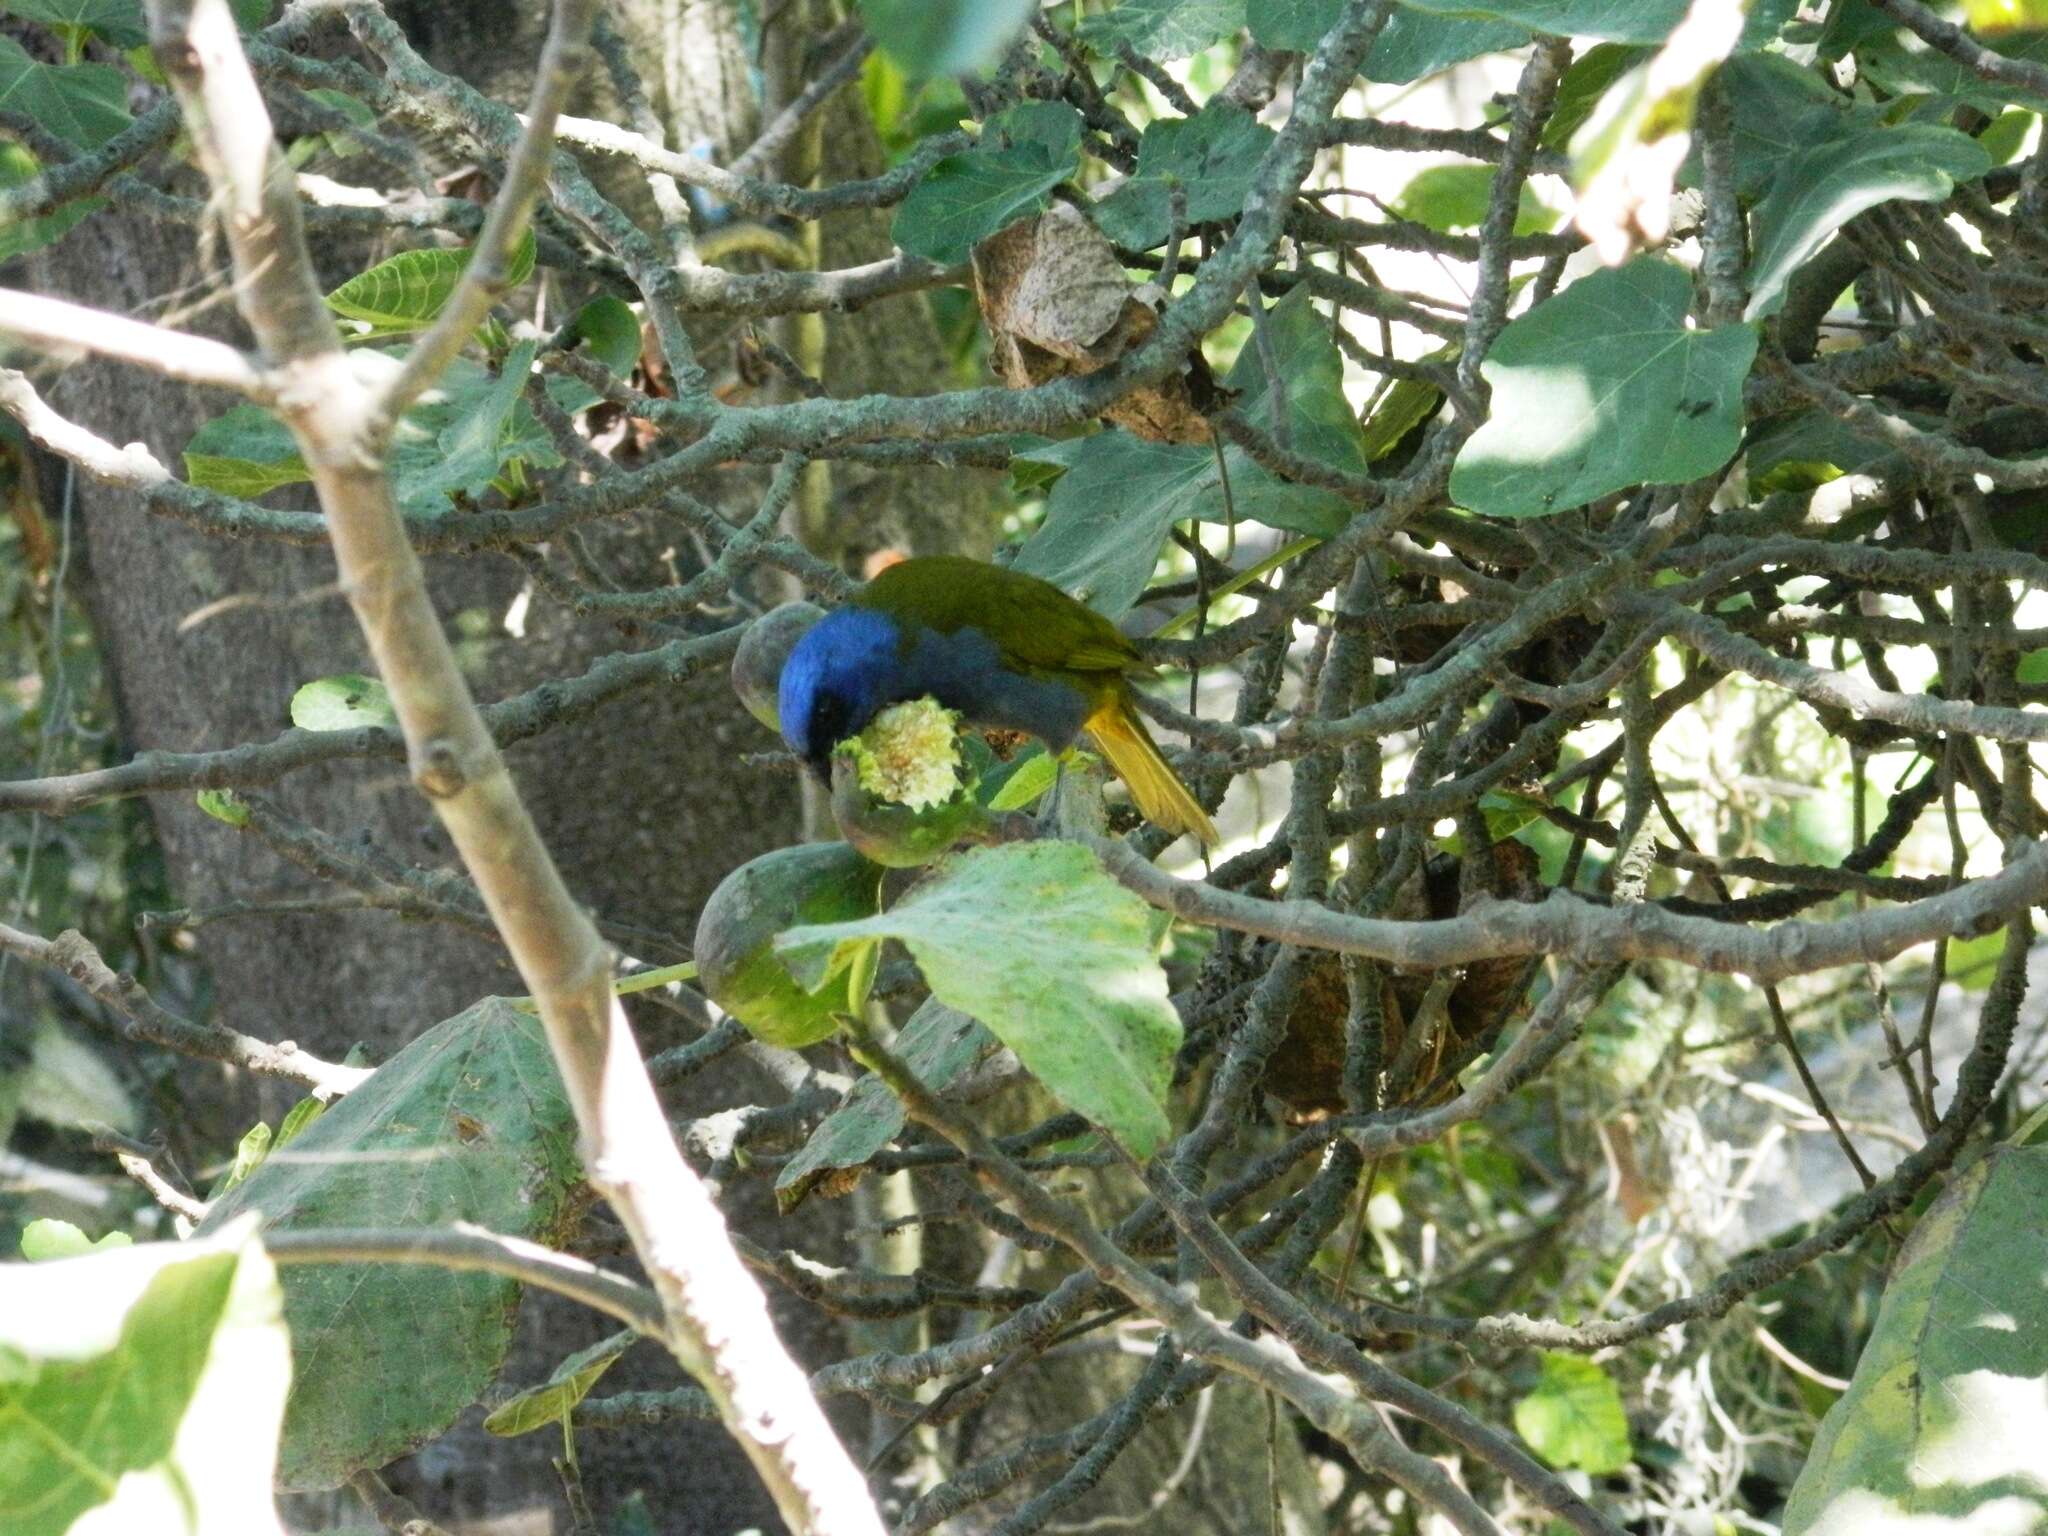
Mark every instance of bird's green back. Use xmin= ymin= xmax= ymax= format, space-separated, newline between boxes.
xmin=854 ymin=556 xmax=1144 ymax=682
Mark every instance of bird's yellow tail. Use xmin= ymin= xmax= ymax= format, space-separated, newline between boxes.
xmin=1086 ymin=697 xmax=1218 ymax=847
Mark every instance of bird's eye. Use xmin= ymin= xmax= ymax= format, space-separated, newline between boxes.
xmin=810 ymin=696 xmax=847 ymax=754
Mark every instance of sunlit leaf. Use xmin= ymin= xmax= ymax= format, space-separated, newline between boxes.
xmin=288 ymin=673 xmax=396 ymax=733
xmin=483 ymin=1330 xmax=635 ymax=1437
xmin=182 ymin=404 xmax=311 ymax=499
xmin=325 ymin=230 xmax=536 ymax=334
xmin=1784 ymin=1145 xmax=2048 ymax=1533
xmin=18 ymin=1217 xmax=131 ymax=1260
xmin=1450 ymin=257 xmax=1757 ymax=518
xmin=0 ymin=1216 xmax=289 ymax=1536
xmin=1513 ymin=1352 xmax=1633 ymax=1474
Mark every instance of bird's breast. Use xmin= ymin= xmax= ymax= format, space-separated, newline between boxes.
xmin=898 ymin=624 xmax=1095 ymax=749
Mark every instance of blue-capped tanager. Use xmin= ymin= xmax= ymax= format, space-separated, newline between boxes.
xmin=777 ymin=556 xmax=1218 ymax=846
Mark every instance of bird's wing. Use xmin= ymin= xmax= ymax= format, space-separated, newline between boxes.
xmin=859 ymin=557 xmax=1143 ymax=679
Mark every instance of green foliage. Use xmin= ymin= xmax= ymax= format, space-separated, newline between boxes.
xmin=389 ymin=343 xmax=558 ymax=513
xmin=776 ymin=1000 xmax=995 ymax=1211
xmin=0 ymin=0 xmax=146 ymax=48
xmin=1401 ymin=0 xmax=1794 ymax=46
xmin=1078 ymin=0 xmax=1247 ymax=60
xmin=324 ymin=231 xmax=536 ymax=337
xmin=0 ymin=1217 xmax=288 ymax=1536
xmin=484 ymin=1329 xmax=635 ymax=1438
xmin=1784 ymin=1146 xmax=2048 ymax=1533
xmin=1744 ymin=123 xmax=1991 ymax=319
xmin=1392 ymin=162 xmax=1556 ymax=234
xmin=182 ymin=404 xmax=311 ymax=498
xmin=193 ymin=999 xmax=584 ymax=1490
xmin=695 ymin=842 xmax=886 ymax=1048
xmin=1012 ymin=286 xmax=1365 ymax=613
xmin=288 ymin=673 xmax=396 ymax=733
xmin=18 ymin=1216 xmax=131 ymax=1258
xmin=1450 ymin=258 xmax=1758 ymax=518
xmin=0 ymin=141 xmax=102 ymax=261
xmin=1091 ymin=103 xmax=1275 ymax=251
xmin=890 ymin=105 xmax=1081 ymax=265
xmin=779 ymin=842 xmax=1183 ymax=1159
xmin=854 ymin=0 xmax=1036 ymax=77
xmin=1250 ymin=1 xmax=1529 ymax=80
xmin=1513 ymin=1352 xmax=1633 ymax=1475
xmin=194 ymin=788 xmax=251 ymax=827
xmin=0 ymin=37 xmax=128 ymax=146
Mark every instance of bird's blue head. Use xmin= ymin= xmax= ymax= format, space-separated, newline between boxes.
xmin=778 ymin=606 xmax=903 ymax=777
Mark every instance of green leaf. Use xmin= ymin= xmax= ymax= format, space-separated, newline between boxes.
xmin=1966 ymin=0 xmax=2048 ymax=29
xmin=1012 ymin=289 xmax=1363 ymax=612
xmin=18 ymin=1217 xmax=130 ymax=1260
xmin=854 ymin=0 xmax=1036 ymax=77
xmin=1858 ymin=29 xmax=2048 ymax=113
xmin=1744 ymin=122 xmax=1992 ymax=320
xmin=985 ymin=748 xmax=1060 ymax=812
xmin=1402 ymin=0 xmax=1793 ymax=46
xmin=274 ymin=1093 xmax=325 ymax=1149
xmin=1541 ymin=41 xmax=1648 ymax=151
xmin=483 ymin=1329 xmax=635 ymax=1437
xmin=195 ymin=788 xmax=250 ymax=827
xmin=1392 ymin=162 xmax=1556 ymax=234
xmin=776 ymin=1000 xmax=996 ymax=1211
xmin=778 ymin=843 xmax=1182 ymax=1159
xmin=1784 ymin=1145 xmax=2048 ymax=1533
xmin=1691 ymin=51 xmax=1854 ymax=200
xmin=1366 ymin=7 xmax=1531 ymax=80
xmin=891 ymin=133 xmax=1076 ymax=266
xmin=325 ymin=231 xmax=536 ymax=334
xmin=0 ymin=36 xmax=129 ymax=148
xmin=390 ymin=341 xmax=560 ymax=514
xmin=570 ymin=294 xmax=640 ymax=377
xmin=1449 ymin=257 xmax=1758 ymax=519
xmin=1250 ymin=1 xmax=1528 ymax=79
xmin=2018 ymin=649 xmax=2048 ymax=686
xmin=0 ymin=141 xmax=101 ymax=262
xmin=1228 ymin=286 xmax=1371 ymax=479
xmin=1092 ymin=102 xmax=1275 ymax=251
xmin=288 ymin=673 xmax=396 ymax=733
xmin=182 ymin=403 xmax=311 ymax=499
xmin=1745 ymin=408 xmax=1925 ymax=492
xmin=1513 ymin=1352 xmax=1633 ymax=1475
xmin=1013 ymin=430 xmax=1345 ymax=616
xmin=210 ymin=1119 xmax=273 ymax=1201
xmin=1361 ymin=374 xmax=1445 ymax=461
xmin=0 ymin=1216 xmax=289 ymax=1536
xmin=1079 ymin=0 xmax=1246 ymax=59
xmin=193 ymin=997 xmax=583 ymax=1489
xmin=0 ymin=0 xmax=145 ymax=47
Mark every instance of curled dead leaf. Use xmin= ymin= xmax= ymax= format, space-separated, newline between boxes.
xmin=971 ymin=202 xmax=1216 ymax=444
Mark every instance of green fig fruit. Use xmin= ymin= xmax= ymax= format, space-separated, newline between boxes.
xmin=694 ymin=841 xmax=884 ymax=1047
xmin=731 ymin=601 xmax=824 ymax=733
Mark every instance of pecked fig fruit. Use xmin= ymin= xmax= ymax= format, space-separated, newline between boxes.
xmin=829 ymin=751 xmax=998 ymax=868
xmin=731 ymin=600 xmax=825 ymax=733
xmin=695 ymin=841 xmax=884 ymax=1047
